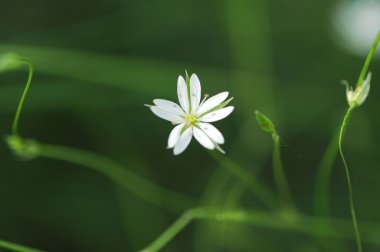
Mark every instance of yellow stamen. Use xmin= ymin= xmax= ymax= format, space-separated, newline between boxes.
xmin=185 ymin=114 xmax=198 ymax=126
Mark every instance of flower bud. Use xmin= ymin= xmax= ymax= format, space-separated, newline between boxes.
xmin=255 ymin=110 xmax=275 ymax=134
xmin=345 ymin=73 xmax=371 ymax=107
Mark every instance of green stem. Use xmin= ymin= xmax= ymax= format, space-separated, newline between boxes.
xmin=313 ymin=128 xmax=339 ymax=215
xmin=272 ymin=134 xmax=293 ymax=209
xmin=12 ymin=61 xmax=34 ymax=136
xmin=209 ymin=151 xmax=278 ymax=209
xmin=141 ymin=209 xmax=194 ymax=252
xmin=37 ymin=142 xmax=196 ymax=213
xmin=356 ymin=31 xmax=380 ymax=87
xmin=338 ymin=106 xmax=362 ymax=252
xmin=312 ymin=127 xmax=350 ymax=252
xmin=142 ymin=207 xmax=379 ymax=252
xmin=0 ymin=239 xmax=44 ymax=252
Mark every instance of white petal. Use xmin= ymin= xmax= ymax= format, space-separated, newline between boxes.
xmin=151 ymin=106 xmax=184 ymax=124
xmin=177 ymin=75 xmax=189 ymax=113
xmin=190 ymin=74 xmax=201 ymax=111
xmin=153 ymin=99 xmax=185 ymax=116
xmin=197 ymin=92 xmax=229 ymax=115
xmin=197 ymin=122 xmax=224 ymax=144
xmin=200 ymin=106 xmax=234 ymax=123
xmin=173 ymin=127 xmax=192 ymax=155
xmin=168 ymin=123 xmax=185 ymax=148
xmin=193 ymin=127 xmax=215 ymax=150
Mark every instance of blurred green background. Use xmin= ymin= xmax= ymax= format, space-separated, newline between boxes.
xmin=0 ymin=0 xmax=379 ymax=251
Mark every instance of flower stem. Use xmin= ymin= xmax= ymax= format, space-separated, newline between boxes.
xmin=338 ymin=106 xmax=362 ymax=252
xmin=141 ymin=206 xmax=378 ymax=252
xmin=36 ymin=142 xmax=196 ymax=213
xmin=0 ymin=239 xmax=44 ymax=252
xmin=312 ymin=127 xmax=350 ymax=251
xmin=313 ymin=128 xmax=339 ymax=216
xmin=141 ymin=209 xmax=194 ymax=252
xmin=272 ymin=134 xmax=294 ymax=209
xmin=140 ymin=207 xmax=275 ymax=252
xmin=209 ymin=151 xmax=278 ymax=209
xmin=12 ymin=60 xmax=34 ymax=136
xmin=5 ymin=56 xmax=196 ymax=213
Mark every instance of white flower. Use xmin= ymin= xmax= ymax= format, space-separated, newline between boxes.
xmin=147 ymin=72 xmax=234 ymax=155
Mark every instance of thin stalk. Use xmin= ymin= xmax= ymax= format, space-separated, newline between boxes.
xmin=141 ymin=207 xmax=380 ymax=252
xmin=312 ymin=127 xmax=349 ymax=252
xmin=311 ymin=128 xmax=341 ymax=250
xmin=209 ymin=151 xmax=278 ymax=209
xmin=141 ymin=210 xmax=194 ymax=252
xmin=0 ymin=239 xmax=44 ymax=252
xmin=12 ymin=61 xmax=34 ymax=136
xmin=338 ymin=106 xmax=362 ymax=252
xmin=313 ymin=129 xmax=339 ymax=216
xmin=5 ymin=55 xmax=195 ymax=214
xmin=272 ymin=134 xmax=293 ymax=209
xmin=37 ymin=143 xmax=196 ymax=213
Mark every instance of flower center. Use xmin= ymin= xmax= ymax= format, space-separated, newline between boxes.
xmin=185 ymin=114 xmax=198 ymax=126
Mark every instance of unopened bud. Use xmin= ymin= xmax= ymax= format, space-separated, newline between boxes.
xmin=255 ymin=110 xmax=275 ymax=134
xmin=344 ymin=73 xmax=371 ymax=108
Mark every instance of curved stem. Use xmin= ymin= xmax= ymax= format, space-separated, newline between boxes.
xmin=142 ymin=206 xmax=379 ymax=252
xmin=209 ymin=151 xmax=278 ymax=209
xmin=338 ymin=106 xmax=362 ymax=252
xmin=141 ymin=210 xmax=194 ymax=252
xmin=37 ymin=142 xmax=196 ymax=213
xmin=12 ymin=61 xmax=34 ymax=136
xmin=313 ymin=128 xmax=339 ymax=216
xmin=0 ymin=239 xmax=44 ymax=252
xmin=272 ymin=134 xmax=293 ymax=209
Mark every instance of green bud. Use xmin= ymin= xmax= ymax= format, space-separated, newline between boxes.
xmin=5 ymin=135 xmax=40 ymax=160
xmin=0 ymin=53 xmax=24 ymax=73
xmin=255 ymin=110 xmax=275 ymax=134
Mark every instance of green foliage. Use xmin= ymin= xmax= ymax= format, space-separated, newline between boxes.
xmin=0 ymin=1 xmax=380 ymax=252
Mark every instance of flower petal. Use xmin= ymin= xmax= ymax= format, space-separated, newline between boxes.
xmin=200 ymin=106 xmax=234 ymax=122
xmin=177 ymin=75 xmax=189 ymax=113
xmin=168 ymin=123 xmax=185 ymax=148
xmin=197 ymin=122 xmax=224 ymax=144
xmin=150 ymin=106 xmax=184 ymax=124
xmin=153 ymin=99 xmax=185 ymax=116
xmin=193 ymin=127 xmax=215 ymax=150
xmin=197 ymin=92 xmax=229 ymax=115
xmin=173 ymin=127 xmax=192 ymax=155
xmin=190 ymin=74 xmax=201 ymax=112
